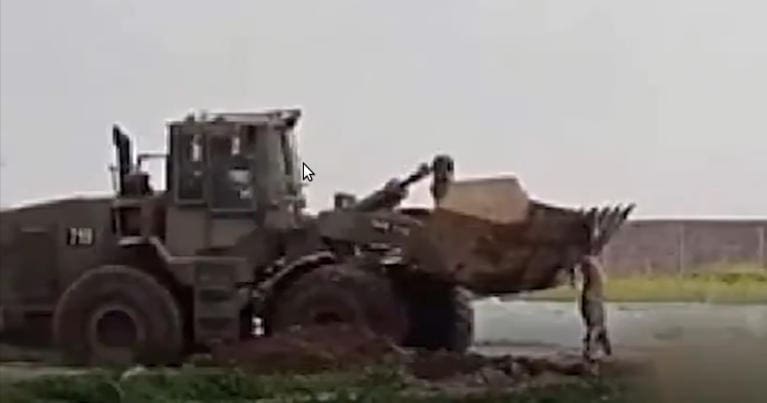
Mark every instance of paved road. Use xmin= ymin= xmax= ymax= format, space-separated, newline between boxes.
xmin=471 ymin=299 xmax=767 ymax=353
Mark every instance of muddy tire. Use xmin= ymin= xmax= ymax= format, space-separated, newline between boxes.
xmin=52 ymin=265 xmax=184 ymax=366
xmin=404 ymin=285 xmax=474 ymax=352
xmin=266 ymin=263 xmax=409 ymax=344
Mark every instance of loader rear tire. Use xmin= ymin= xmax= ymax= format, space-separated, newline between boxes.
xmin=52 ymin=265 xmax=184 ymax=366
xmin=266 ymin=263 xmax=409 ymax=344
xmin=403 ymin=284 xmax=474 ymax=353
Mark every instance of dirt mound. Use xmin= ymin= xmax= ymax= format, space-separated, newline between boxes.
xmin=209 ymin=324 xmax=405 ymax=374
xmin=407 ymin=351 xmax=489 ymax=380
xmin=205 ymin=324 xmax=651 ymax=392
xmin=406 ymin=351 xmax=591 ymax=384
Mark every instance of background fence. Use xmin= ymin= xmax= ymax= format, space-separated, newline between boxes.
xmin=601 ymin=219 xmax=767 ymax=276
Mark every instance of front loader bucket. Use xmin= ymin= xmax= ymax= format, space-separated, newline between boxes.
xmin=406 ymin=176 xmax=634 ymax=296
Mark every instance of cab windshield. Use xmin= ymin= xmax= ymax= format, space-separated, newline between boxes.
xmin=208 ymin=128 xmax=255 ymax=211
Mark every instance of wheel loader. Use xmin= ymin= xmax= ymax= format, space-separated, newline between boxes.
xmin=0 ymin=108 xmax=633 ymax=366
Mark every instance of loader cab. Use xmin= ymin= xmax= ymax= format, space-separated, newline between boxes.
xmin=167 ymin=109 xmax=304 ymax=214
xmin=110 ymin=109 xmax=306 ymax=255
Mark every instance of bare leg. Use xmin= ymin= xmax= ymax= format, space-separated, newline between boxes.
xmin=577 ymin=255 xmax=611 ymax=363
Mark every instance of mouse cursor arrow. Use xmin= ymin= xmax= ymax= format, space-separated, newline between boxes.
xmin=302 ymin=162 xmax=315 ymax=182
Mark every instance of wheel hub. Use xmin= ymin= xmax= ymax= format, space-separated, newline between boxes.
xmin=88 ymin=304 xmax=146 ymax=363
xmin=302 ymin=297 xmax=360 ymax=327
xmin=312 ymin=311 xmax=345 ymax=325
xmin=96 ymin=310 xmax=138 ymax=347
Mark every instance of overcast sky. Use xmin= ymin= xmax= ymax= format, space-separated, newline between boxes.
xmin=1 ymin=0 xmax=765 ymax=218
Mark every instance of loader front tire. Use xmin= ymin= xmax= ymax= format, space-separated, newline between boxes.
xmin=403 ymin=284 xmax=474 ymax=353
xmin=52 ymin=265 xmax=184 ymax=366
xmin=266 ymin=263 xmax=409 ymax=344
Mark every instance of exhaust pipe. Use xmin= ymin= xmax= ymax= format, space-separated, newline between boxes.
xmin=112 ymin=124 xmax=133 ymax=196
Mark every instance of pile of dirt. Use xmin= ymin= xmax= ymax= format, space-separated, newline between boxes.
xmin=404 ymin=351 xmax=653 ymax=397
xmin=208 ymin=324 xmax=406 ymax=374
xmin=405 ymin=350 xmax=592 ymax=388
xmin=206 ymin=324 xmax=651 ymax=390
xmin=407 ymin=351 xmax=489 ymax=380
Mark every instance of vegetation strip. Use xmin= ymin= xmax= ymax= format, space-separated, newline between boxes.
xmin=524 ymin=269 xmax=767 ymax=303
xmin=0 ymin=366 xmax=654 ymax=403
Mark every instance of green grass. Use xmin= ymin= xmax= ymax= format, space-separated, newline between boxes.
xmin=524 ymin=265 xmax=767 ymax=303
xmin=0 ymin=366 xmax=655 ymax=403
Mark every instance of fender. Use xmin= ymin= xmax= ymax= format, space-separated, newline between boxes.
xmin=251 ymin=250 xmax=338 ymax=315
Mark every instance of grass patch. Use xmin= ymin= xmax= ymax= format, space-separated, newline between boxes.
xmin=0 ymin=367 xmax=402 ymax=403
xmin=523 ymin=265 xmax=767 ymax=303
xmin=0 ymin=366 xmax=657 ymax=403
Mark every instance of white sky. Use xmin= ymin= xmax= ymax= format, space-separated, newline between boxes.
xmin=1 ymin=0 xmax=765 ymax=218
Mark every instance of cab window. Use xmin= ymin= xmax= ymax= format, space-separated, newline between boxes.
xmin=174 ymin=132 xmax=204 ymax=202
xmin=208 ymin=129 xmax=257 ymax=211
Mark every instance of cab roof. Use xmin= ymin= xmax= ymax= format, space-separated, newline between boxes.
xmin=169 ymin=108 xmax=301 ymax=127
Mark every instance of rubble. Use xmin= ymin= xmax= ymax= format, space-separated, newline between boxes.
xmin=208 ymin=324 xmax=406 ymax=374
xmin=205 ymin=324 xmax=649 ymax=390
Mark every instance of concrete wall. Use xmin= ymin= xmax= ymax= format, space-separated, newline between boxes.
xmin=602 ymin=219 xmax=767 ymax=276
